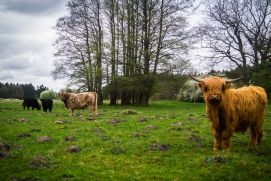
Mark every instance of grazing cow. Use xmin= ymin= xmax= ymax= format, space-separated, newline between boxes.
xmin=22 ymin=98 xmax=41 ymax=110
xmin=190 ymin=76 xmax=268 ymax=151
xmin=40 ymin=99 xmax=53 ymax=112
xmin=58 ymin=92 xmax=98 ymax=117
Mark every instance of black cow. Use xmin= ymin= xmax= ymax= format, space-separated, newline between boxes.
xmin=40 ymin=99 xmax=53 ymax=112
xmin=22 ymin=98 xmax=41 ymax=110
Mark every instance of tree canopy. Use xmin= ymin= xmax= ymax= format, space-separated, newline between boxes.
xmin=53 ymin=0 xmax=194 ymax=106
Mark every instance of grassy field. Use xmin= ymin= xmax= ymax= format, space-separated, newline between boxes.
xmin=0 ymin=100 xmax=271 ymax=180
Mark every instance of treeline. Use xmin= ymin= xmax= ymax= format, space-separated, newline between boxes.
xmin=53 ymin=0 xmax=193 ymax=106
xmin=0 ymin=82 xmax=48 ymax=99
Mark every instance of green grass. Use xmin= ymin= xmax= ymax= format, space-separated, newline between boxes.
xmin=0 ymin=100 xmax=271 ymax=180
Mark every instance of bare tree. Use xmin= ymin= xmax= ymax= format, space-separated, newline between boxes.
xmin=53 ymin=0 xmax=104 ymax=103
xmin=199 ymin=0 xmax=271 ymax=84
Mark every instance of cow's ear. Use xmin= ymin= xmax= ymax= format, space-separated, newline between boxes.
xmin=222 ymin=82 xmax=231 ymax=92
xmin=197 ymin=82 xmax=204 ymax=89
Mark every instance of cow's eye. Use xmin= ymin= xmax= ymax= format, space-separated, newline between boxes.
xmin=204 ymin=86 xmax=208 ymax=92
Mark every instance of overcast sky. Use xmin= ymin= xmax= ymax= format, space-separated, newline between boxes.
xmin=0 ymin=0 xmax=68 ymax=91
xmin=0 ymin=0 xmax=206 ymax=92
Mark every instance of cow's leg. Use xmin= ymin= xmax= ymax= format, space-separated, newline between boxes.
xmin=250 ymin=127 xmax=258 ymax=146
xmin=256 ymin=115 xmax=264 ymax=145
xmin=69 ymin=109 xmax=74 ymax=116
xmin=222 ymin=131 xmax=231 ymax=151
xmin=213 ymin=129 xmax=222 ymax=151
xmin=250 ymin=123 xmax=262 ymax=146
xmin=88 ymin=106 xmax=95 ymax=117
xmin=257 ymin=126 xmax=263 ymax=145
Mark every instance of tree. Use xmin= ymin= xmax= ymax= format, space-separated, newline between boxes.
xmin=53 ymin=0 xmax=193 ymax=106
xmin=104 ymin=0 xmax=193 ymax=106
xmin=199 ymin=0 xmax=271 ymax=84
xmin=36 ymin=85 xmax=49 ymax=98
xmin=53 ymin=0 xmax=104 ymax=104
xmin=22 ymin=84 xmax=36 ymax=98
xmin=251 ymin=59 xmax=271 ymax=101
xmin=0 ymin=87 xmax=9 ymax=99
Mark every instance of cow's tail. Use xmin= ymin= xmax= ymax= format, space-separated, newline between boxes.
xmin=95 ymin=92 xmax=98 ymax=116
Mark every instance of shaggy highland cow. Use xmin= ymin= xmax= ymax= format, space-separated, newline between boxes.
xmin=58 ymin=92 xmax=98 ymax=117
xmin=190 ymin=76 xmax=268 ymax=151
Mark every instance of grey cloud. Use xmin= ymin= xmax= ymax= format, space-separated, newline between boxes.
xmin=0 ymin=0 xmax=64 ymax=15
xmin=0 ymin=72 xmax=14 ymax=80
xmin=0 ymin=56 xmax=32 ymax=71
xmin=0 ymin=0 xmax=67 ymax=90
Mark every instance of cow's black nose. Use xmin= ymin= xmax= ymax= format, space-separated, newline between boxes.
xmin=208 ymin=95 xmax=220 ymax=105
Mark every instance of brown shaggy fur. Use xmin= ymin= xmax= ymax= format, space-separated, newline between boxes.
xmin=59 ymin=92 xmax=98 ymax=117
xmin=195 ymin=77 xmax=267 ymax=151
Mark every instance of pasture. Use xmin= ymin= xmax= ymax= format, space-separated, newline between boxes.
xmin=0 ymin=99 xmax=271 ymax=180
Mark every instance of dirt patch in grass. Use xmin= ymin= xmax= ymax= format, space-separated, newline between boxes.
xmin=66 ymin=145 xmax=81 ymax=153
xmin=138 ymin=117 xmax=148 ymax=122
xmin=111 ymin=146 xmax=125 ymax=155
xmin=110 ymin=119 xmax=122 ymax=124
xmin=132 ymin=131 xmax=147 ymax=138
xmin=17 ymin=118 xmax=29 ymax=122
xmin=0 ymin=152 xmax=11 ymax=158
xmin=55 ymin=120 xmax=68 ymax=124
xmin=186 ymin=114 xmax=196 ymax=121
xmin=121 ymin=109 xmax=138 ymax=115
xmin=188 ymin=134 xmax=206 ymax=148
xmin=64 ymin=136 xmax=76 ymax=142
xmin=145 ymin=125 xmax=159 ymax=130
xmin=204 ymin=156 xmax=229 ymax=164
xmin=171 ymin=122 xmax=183 ymax=126
xmin=188 ymin=135 xmax=203 ymax=143
xmin=17 ymin=133 xmax=31 ymax=138
xmin=37 ymin=136 xmax=52 ymax=143
xmin=0 ymin=143 xmax=11 ymax=151
xmin=30 ymin=156 xmax=51 ymax=169
xmin=149 ymin=143 xmax=172 ymax=151
xmin=31 ymin=129 xmax=41 ymax=132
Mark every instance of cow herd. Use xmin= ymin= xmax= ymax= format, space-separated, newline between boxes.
xmin=22 ymin=98 xmax=53 ymax=112
xmin=22 ymin=92 xmax=98 ymax=116
xmin=21 ymin=76 xmax=268 ymax=151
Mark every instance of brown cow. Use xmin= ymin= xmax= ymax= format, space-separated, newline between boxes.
xmin=58 ymin=92 xmax=98 ymax=117
xmin=190 ymin=76 xmax=267 ymax=151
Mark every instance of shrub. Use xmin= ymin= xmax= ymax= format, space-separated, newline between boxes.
xmin=40 ymin=90 xmax=56 ymax=99
xmin=178 ymin=79 xmax=204 ymax=102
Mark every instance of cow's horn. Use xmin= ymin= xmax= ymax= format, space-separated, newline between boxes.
xmin=189 ymin=75 xmax=203 ymax=82
xmin=225 ymin=76 xmax=243 ymax=83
